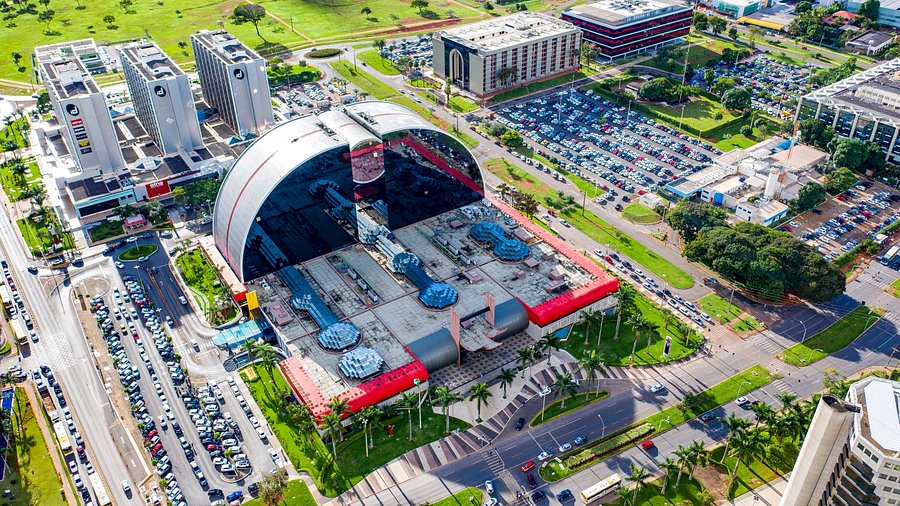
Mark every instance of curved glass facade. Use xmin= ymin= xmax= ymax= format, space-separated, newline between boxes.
xmin=240 ymin=127 xmax=482 ymax=280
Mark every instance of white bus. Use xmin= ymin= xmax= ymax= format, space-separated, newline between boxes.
xmin=881 ymin=245 xmax=900 ymax=265
xmin=88 ymin=472 xmax=111 ymax=506
xmin=581 ymin=472 xmax=622 ymax=503
xmin=52 ymin=421 xmax=72 ymax=454
xmin=10 ymin=319 xmax=26 ymax=346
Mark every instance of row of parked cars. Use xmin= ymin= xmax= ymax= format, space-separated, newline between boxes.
xmin=378 ymin=36 xmax=432 ymax=68
xmin=701 ymin=54 xmax=813 ymax=118
xmin=2 ymin=259 xmax=37 ymax=340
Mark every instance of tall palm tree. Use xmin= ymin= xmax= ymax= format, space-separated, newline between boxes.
xmin=577 ymin=350 xmax=604 ymax=399
xmin=553 ymin=373 xmax=579 ymax=410
xmin=729 ymin=428 xmax=765 ymax=478
xmin=495 ymin=182 xmax=512 ymax=201
xmin=323 ymin=411 xmax=342 ymax=457
xmin=241 ymin=338 xmax=263 ymax=366
xmin=660 ymin=456 xmax=679 ymax=495
xmin=467 ymin=382 xmax=492 ymax=422
xmin=580 ymin=308 xmax=602 ymax=345
xmin=516 ymin=348 xmax=535 ymax=379
xmin=661 ymin=310 xmax=676 ymax=331
xmin=433 ymin=386 xmax=463 ymax=433
xmin=626 ymin=314 xmax=653 ymax=365
xmin=625 ymin=464 xmax=649 ymax=503
xmin=720 ymin=413 xmax=750 ymax=461
xmin=398 ymin=392 xmax=418 ymax=440
xmin=497 ymin=368 xmax=516 ymax=399
xmin=373 ymin=39 xmax=386 ymax=66
xmin=328 ymin=397 xmax=350 ymax=425
xmin=750 ymin=401 xmax=776 ymax=428
xmin=357 ymin=406 xmax=380 ymax=457
xmin=537 ymin=334 xmax=563 ymax=365
xmin=258 ymin=345 xmax=278 ymax=380
xmin=686 ymin=439 xmax=709 ymax=479
xmin=673 ymin=444 xmax=692 ymax=487
xmin=677 ymin=321 xmax=693 ymax=346
xmin=596 ymin=309 xmax=607 ymax=346
xmin=614 ymin=285 xmax=637 ymax=341
xmin=777 ymin=391 xmax=799 ymax=415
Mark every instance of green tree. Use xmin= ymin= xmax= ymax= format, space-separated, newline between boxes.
xmin=360 ymin=5 xmax=372 ymax=17
xmin=666 ymin=200 xmax=729 ymax=243
xmin=638 ymin=77 xmax=675 ymax=102
xmin=577 ymin=350 xmax=605 ymax=399
xmin=580 ymin=308 xmax=602 ymax=346
xmin=323 ymin=412 xmax=342 ymax=457
xmin=793 ymin=182 xmax=826 ymax=212
xmin=497 ymin=368 xmax=516 ymax=399
xmin=728 ymin=26 xmax=739 ymax=39
xmin=258 ymin=345 xmax=278 ymax=384
xmin=720 ymin=413 xmax=751 ymax=460
xmin=516 ymin=347 xmax=536 ymax=378
xmin=398 ymin=392 xmax=418 ymax=440
xmin=500 ymin=129 xmax=522 ymax=147
xmin=709 ymin=16 xmax=727 ymax=35
xmin=721 ymin=87 xmax=752 ymax=110
xmin=704 ymin=68 xmax=715 ymax=86
xmin=467 ymin=382 xmax=492 ymax=422
xmin=857 ymin=0 xmax=880 ymax=20
xmin=626 ymin=464 xmax=649 ymax=503
xmin=795 ymin=1 xmax=812 ymax=13
xmin=537 ymin=334 xmax=563 ymax=365
xmin=552 ymin=373 xmax=579 ymax=410
xmin=411 ymin=0 xmax=429 ymax=13
xmin=626 ymin=314 xmax=654 ymax=365
xmin=433 ymin=386 xmax=463 ymax=433
xmin=824 ymin=167 xmax=858 ymax=194
xmin=357 ymin=406 xmax=380 ymax=456
xmin=258 ymin=468 xmax=289 ymax=506
xmin=233 ymin=3 xmax=268 ymax=42
xmin=692 ymin=11 xmax=708 ymax=31
xmin=660 ymin=457 xmax=679 ymax=495
xmin=37 ymin=9 xmax=55 ymax=29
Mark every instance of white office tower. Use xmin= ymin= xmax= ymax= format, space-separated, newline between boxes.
xmin=780 ymin=377 xmax=900 ymax=506
xmin=35 ymin=40 xmax=125 ymax=174
xmin=119 ymin=41 xmax=204 ymax=155
xmin=191 ymin=30 xmax=274 ymax=137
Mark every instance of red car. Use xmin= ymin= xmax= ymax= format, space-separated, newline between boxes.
xmin=146 ymin=429 xmax=158 ymax=438
xmin=526 ymin=474 xmax=537 ymax=489
xmin=152 ymin=443 xmax=163 ymax=452
xmin=521 ymin=461 xmax=535 ymax=472
xmin=641 ymin=440 xmax=655 ymax=450
xmin=207 ymin=444 xmax=221 ymax=451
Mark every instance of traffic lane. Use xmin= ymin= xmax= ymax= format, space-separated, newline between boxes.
xmin=217 ymin=386 xmax=274 ymax=481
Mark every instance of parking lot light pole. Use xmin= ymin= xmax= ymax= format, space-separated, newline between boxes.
xmin=807 ymin=348 xmax=824 ymax=365
xmin=886 ymin=347 xmax=898 ymax=368
xmin=738 ymin=380 xmax=752 ymax=398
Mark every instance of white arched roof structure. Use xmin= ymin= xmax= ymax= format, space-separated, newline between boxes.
xmin=212 ymin=101 xmax=483 ymax=281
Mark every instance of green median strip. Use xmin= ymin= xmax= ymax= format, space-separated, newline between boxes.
xmin=778 ymin=305 xmax=884 ymax=366
xmin=540 ymin=365 xmax=772 ymax=482
xmin=485 ymin=158 xmax=694 ymax=289
xmin=433 ymin=487 xmax=483 ymax=506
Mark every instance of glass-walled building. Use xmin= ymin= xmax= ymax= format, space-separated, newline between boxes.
xmin=213 ymin=102 xmax=484 ymax=281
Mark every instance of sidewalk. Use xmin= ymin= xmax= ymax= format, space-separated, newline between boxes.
xmin=727 ymin=474 xmax=789 ymax=506
xmin=21 ymin=382 xmax=79 ymax=506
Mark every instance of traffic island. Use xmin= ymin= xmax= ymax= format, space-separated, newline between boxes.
xmin=118 ymin=244 xmax=158 ymax=261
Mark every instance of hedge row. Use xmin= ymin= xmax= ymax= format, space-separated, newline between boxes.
xmin=307 ymin=48 xmax=342 ymax=59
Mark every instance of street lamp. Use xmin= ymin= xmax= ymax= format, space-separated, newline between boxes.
xmin=738 ymin=380 xmax=752 ymax=398
xmin=886 ymin=347 xmax=898 ymax=369
xmin=798 ymin=319 xmax=808 ymax=343
xmin=807 ymin=348 xmax=824 ymax=365
xmin=656 ymin=416 xmax=671 ymax=433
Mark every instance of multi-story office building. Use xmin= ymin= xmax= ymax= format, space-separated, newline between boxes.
xmin=710 ymin=0 xmax=760 ymax=18
xmin=35 ymin=40 xmax=125 ymax=175
xmin=190 ymin=30 xmax=274 ymax=137
xmin=846 ymin=0 xmax=900 ymax=27
xmin=119 ymin=41 xmax=204 ymax=156
xmin=562 ymin=0 xmax=692 ymax=60
xmin=432 ymin=13 xmax=581 ymax=97
xmin=796 ymin=59 xmax=900 ymax=164
xmin=780 ymin=377 xmax=900 ymax=506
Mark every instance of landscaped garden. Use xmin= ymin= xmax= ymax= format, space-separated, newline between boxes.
xmin=176 ymin=249 xmax=238 ymax=325
xmin=607 ymin=476 xmax=710 ymax=506
xmin=242 ymin=479 xmax=315 ymax=506
xmin=16 ymin=215 xmax=74 ymax=257
xmin=488 ymin=67 xmax=597 ymax=103
xmin=485 ymin=158 xmax=693 ymax=289
xmin=87 ymin=219 xmax=124 ymax=243
xmin=778 ymin=305 xmax=884 ymax=366
xmin=697 ymin=293 xmax=761 ymax=332
xmin=118 ymin=244 xmax=158 ymax=261
xmin=357 ymin=49 xmax=400 ymax=75
xmin=622 ymin=203 xmax=661 ymax=224
xmin=0 ymin=116 xmax=30 ymax=151
xmin=0 ymin=157 xmax=41 ymax=201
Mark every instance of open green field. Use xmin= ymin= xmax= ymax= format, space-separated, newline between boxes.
xmin=488 ymin=67 xmax=597 ymax=104
xmin=0 ymin=159 xmax=42 ymax=202
xmin=358 ymin=49 xmax=400 ymax=75
xmin=242 ymin=480 xmax=315 ymax=506
xmin=531 ymin=391 xmax=609 ymax=427
xmin=562 ymin=290 xmax=701 ymax=367
xmin=779 ymin=306 xmax=884 ymax=366
xmin=336 ymin=410 xmax=470 ymax=485
xmin=484 ymin=158 xmax=693 ymax=288
xmin=433 ymin=488 xmax=483 ymax=506
xmin=696 ymin=293 xmax=761 ymax=332
xmin=16 ymin=216 xmax=74 ymax=257
xmin=607 ymin=476 xmax=708 ymax=505
xmin=2 ymin=389 xmax=68 ymax=506
xmin=257 ymin=0 xmax=485 ymax=41
xmin=706 ymin=118 xmax=758 ymax=151
xmin=641 ymin=95 xmax=740 ymax=135
xmin=176 ymin=249 xmax=238 ymax=325
xmin=118 ymin=244 xmax=157 ymax=261
xmin=418 ymin=90 xmax=479 ymax=113
xmin=622 ymin=203 xmax=660 ymax=224
xmin=0 ymin=0 xmax=304 ymax=83
xmin=331 ymin=60 xmax=398 ymax=99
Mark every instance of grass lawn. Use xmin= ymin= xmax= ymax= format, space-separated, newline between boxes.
xmin=336 ymin=410 xmax=470 ymax=485
xmin=697 ymin=294 xmax=741 ymax=324
xmin=176 ymin=249 xmax=238 ymax=325
xmin=488 ymin=67 xmax=597 ymax=104
xmin=708 ymin=432 xmax=799 ymax=499
xmin=779 ymin=305 xmax=884 ymax=366
xmin=16 ymin=216 xmax=74 ymax=257
xmin=607 ymin=476 xmax=708 ymax=505
xmin=242 ymin=480 xmax=315 ymax=506
xmin=357 ymin=50 xmax=400 ymax=75
xmin=622 ymin=203 xmax=661 ymax=224
xmin=118 ymin=244 xmax=158 ymax=261
xmin=531 ymin=391 xmax=609 ymax=427
xmin=242 ymin=365 xmax=348 ymax=497
xmin=706 ymin=118 xmax=758 ymax=151
xmin=417 ymin=91 xmax=479 ymax=114
xmin=0 ymin=0 xmax=303 ymax=84
xmin=640 ymin=95 xmax=740 ymax=135
xmin=0 ymin=117 xmax=30 ymax=151
xmin=484 ymin=158 xmax=693 ymax=288
xmin=561 ymin=291 xmax=701 ymax=367
xmin=886 ymin=278 xmax=900 ymax=298
xmin=433 ymin=488 xmax=483 ymax=506
xmin=2 ymin=389 xmax=68 ymax=506
xmin=0 ymin=159 xmax=42 ymax=202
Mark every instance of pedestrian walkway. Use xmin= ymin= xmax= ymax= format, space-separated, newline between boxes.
xmin=727 ymin=474 xmax=789 ymax=506
xmin=21 ymin=382 xmax=79 ymax=506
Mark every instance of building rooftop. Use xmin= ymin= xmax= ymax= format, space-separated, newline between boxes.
xmin=852 ymin=377 xmax=900 ymax=454
xmin=437 ymin=12 xmax=578 ymax=52
xmin=565 ymin=0 xmax=690 ymax=27
xmin=847 ymin=29 xmax=895 ymax=49
xmin=803 ymin=58 xmax=900 ymax=127
xmin=119 ymin=41 xmax=184 ymax=81
xmin=192 ymin=29 xmax=262 ymax=64
xmin=37 ymin=54 xmax=101 ymax=99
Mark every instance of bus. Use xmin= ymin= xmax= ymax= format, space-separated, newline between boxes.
xmin=581 ymin=473 xmax=622 ymax=503
xmin=88 ymin=472 xmax=111 ymax=506
xmin=10 ymin=320 xmax=27 ymax=346
xmin=52 ymin=421 xmax=72 ymax=455
xmin=880 ymin=245 xmax=900 ymax=265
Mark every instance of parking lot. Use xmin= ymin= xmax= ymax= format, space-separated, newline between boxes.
xmin=380 ymin=36 xmax=432 ymax=67
xmin=274 ymin=81 xmax=345 ymax=114
xmin=487 ymin=87 xmax=722 ymax=206
xmin=787 ymin=180 xmax=900 ymax=262
xmin=701 ymin=53 xmax=814 ymax=118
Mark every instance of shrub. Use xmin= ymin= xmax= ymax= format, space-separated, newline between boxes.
xmin=307 ymin=48 xmax=342 ymax=59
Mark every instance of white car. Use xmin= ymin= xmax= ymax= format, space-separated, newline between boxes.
xmin=537 ymin=450 xmax=553 ymax=461
xmin=558 ymin=443 xmax=572 ymax=453
xmin=115 ymin=261 xmax=125 ymax=269
xmin=650 ymin=383 xmax=665 ymax=393
xmin=484 ymin=480 xmax=494 ymax=494
xmin=257 ymin=427 xmax=267 ymax=440
xmin=538 ymin=386 xmax=552 ymax=397
xmin=735 ymin=396 xmax=750 ymax=406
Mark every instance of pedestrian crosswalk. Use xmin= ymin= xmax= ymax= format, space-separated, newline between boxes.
xmin=604 ymin=365 xmax=652 ymax=380
xmin=480 ymin=449 xmax=506 ymax=475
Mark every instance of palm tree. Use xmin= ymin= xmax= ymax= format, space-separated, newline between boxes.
xmin=241 ymin=339 xmax=263 ymax=366
xmin=433 ymin=386 xmax=463 ymax=433
xmin=686 ymin=439 xmax=709 ymax=478
xmin=677 ymin=321 xmax=693 ymax=346
xmin=373 ymin=38 xmax=386 ymax=66
xmin=398 ymin=392 xmax=418 ymax=440
xmin=497 ymin=368 xmax=516 ymax=399
xmin=660 ymin=456 xmax=679 ymax=495
xmin=259 ymin=468 xmax=289 ymax=506
xmin=626 ymin=314 xmax=653 ymax=365
xmin=777 ymin=391 xmax=798 ymax=414
xmin=577 ymin=350 xmax=605 ymax=399
xmin=661 ymin=310 xmax=676 ymax=331
xmin=580 ymin=308 xmax=602 ymax=345
xmin=596 ymin=309 xmax=607 ymax=346
xmin=258 ymin=345 xmax=278 ymax=379
xmin=553 ymin=373 xmax=579 ymax=410
xmin=750 ymin=401 xmax=776 ymax=428
xmin=323 ymin=411 xmax=342 ymax=457
xmin=467 ymin=382 xmax=492 ymax=422
xmin=328 ymin=397 xmax=350 ymax=426
xmin=516 ymin=348 xmax=535 ymax=378
xmin=720 ymin=413 xmax=750 ymax=461
xmin=614 ymin=285 xmax=637 ymax=341
xmin=673 ymin=444 xmax=691 ymax=487
xmin=625 ymin=464 xmax=649 ymax=503
xmin=495 ymin=182 xmax=513 ymax=201
xmin=537 ymin=334 xmax=562 ymax=365
xmin=357 ymin=406 xmax=380 ymax=457
xmin=729 ymin=428 xmax=764 ymax=478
